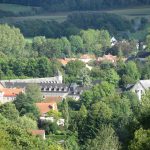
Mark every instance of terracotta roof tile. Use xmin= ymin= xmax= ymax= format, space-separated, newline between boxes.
xmin=31 ymin=130 xmax=45 ymax=135
xmin=57 ymin=58 xmax=76 ymax=66
xmin=36 ymin=102 xmax=58 ymax=115
xmin=0 ymin=88 xmax=23 ymax=97
xmin=80 ymin=54 xmax=96 ymax=59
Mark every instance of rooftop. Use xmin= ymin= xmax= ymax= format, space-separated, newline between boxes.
xmin=36 ymin=102 xmax=57 ymax=115
xmin=31 ymin=130 xmax=45 ymax=135
xmin=0 ymin=87 xmax=23 ymax=97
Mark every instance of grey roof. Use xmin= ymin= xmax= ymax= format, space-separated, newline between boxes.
xmin=1 ymin=81 xmax=89 ymax=96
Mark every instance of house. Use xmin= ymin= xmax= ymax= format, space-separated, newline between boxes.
xmin=97 ymin=54 xmax=118 ymax=63
xmin=0 ymin=87 xmax=23 ymax=104
xmin=31 ymin=130 xmax=46 ymax=140
xmin=111 ymin=37 xmax=117 ymax=47
xmin=129 ymin=80 xmax=150 ymax=101
xmin=79 ymin=54 xmax=96 ymax=63
xmin=58 ymin=54 xmax=96 ymax=65
xmin=57 ymin=58 xmax=76 ymax=66
xmin=36 ymin=99 xmax=65 ymax=126
xmin=36 ymin=102 xmax=58 ymax=116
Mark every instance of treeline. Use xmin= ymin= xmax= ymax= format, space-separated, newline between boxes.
xmin=14 ymin=13 xmax=134 ymax=39
xmin=1 ymin=0 xmax=150 ymax=11
xmin=32 ymin=29 xmax=111 ymax=57
xmin=0 ymin=57 xmax=60 ymax=80
xmin=1 ymin=24 xmax=150 ymax=59
xmin=0 ymin=24 xmax=111 ymax=57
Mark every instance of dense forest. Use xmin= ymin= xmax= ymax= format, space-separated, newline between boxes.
xmin=0 ymin=0 xmax=150 ymax=11
xmin=13 ymin=12 xmax=148 ymax=39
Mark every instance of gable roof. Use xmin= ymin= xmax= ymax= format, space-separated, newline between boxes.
xmin=0 ymin=88 xmax=23 ymax=97
xmin=36 ymin=102 xmax=57 ymax=115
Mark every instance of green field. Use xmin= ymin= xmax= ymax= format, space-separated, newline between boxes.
xmin=0 ymin=3 xmax=41 ymax=14
xmin=106 ymin=6 xmax=150 ymax=20
xmin=1 ymin=4 xmax=150 ymax=24
xmin=0 ymin=14 xmax=68 ymax=23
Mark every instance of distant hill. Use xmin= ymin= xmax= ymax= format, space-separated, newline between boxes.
xmin=0 ymin=0 xmax=150 ymax=12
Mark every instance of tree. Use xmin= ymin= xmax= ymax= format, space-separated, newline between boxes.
xmin=17 ymin=116 xmax=37 ymax=130
xmin=47 ymin=110 xmax=62 ymax=120
xmin=61 ymin=37 xmax=71 ymax=57
xmin=91 ymin=101 xmax=112 ymax=123
xmin=120 ymin=61 xmax=140 ymax=86
xmin=14 ymin=93 xmax=40 ymax=119
xmin=36 ymin=57 xmax=52 ymax=77
xmin=65 ymin=134 xmax=80 ymax=150
xmin=80 ymin=29 xmax=102 ymax=53
xmin=0 ymin=129 xmax=15 ymax=150
xmin=26 ymin=83 xmax=43 ymax=102
xmin=98 ymin=68 xmax=120 ymax=86
xmin=0 ymin=24 xmax=25 ymax=56
xmin=0 ymin=103 xmax=19 ymax=120
xmin=129 ymin=128 xmax=150 ymax=150
xmin=77 ymin=68 xmax=91 ymax=86
xmin=62 ymin=99 xmax=69 ymax=129
xmin=32 ymin=36 xmax=47 ymax=56
xmin=139 ymin=90 xmax=150 ymax=129
xmin=65 ymin=60 xmax=85 ymax=83
xmin=86 ymin=125 xmax=120 ymax=150
xmin=92 ymin=81 xmax=116 ymax=100
xmin=69 ymin=35 xmax=84 ymax=53
xmin=146 ymin=33 xmax=150 ymax=52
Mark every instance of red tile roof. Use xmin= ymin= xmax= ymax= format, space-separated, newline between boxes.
xmin=80 ymin=54 xmax=96 ymax=59
xmin=57 ymin=58 xmax=76 ymax=66
xmin=36 ymin=102 xmax=58 ymax=115
xmin=31 ymin=130 xmax=45 ymax=135
xmin=97 ymin=54 xmax=117 ymax=63
xmin=0 ymin=88 xmax=23 ymax=97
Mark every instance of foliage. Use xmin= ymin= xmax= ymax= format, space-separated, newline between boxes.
xmin=0 ymin=24 xmax=25 ymax=56
xmin=129 ymin=128 xmax=150 ymax=150
xmin=47 ymin=110 xmax=62 ymax=120
xmin=85 ymin=125 xmax=120 ymax=150
xmin=65 ymin=60 xmax=85 ymax=83
xmin=0 ymin=103 xmax=19 ymax=120
xmin=26 ymin=83 xmax=43 ymax=102
xmin=14 ymin=93 xmax=40 ymax=119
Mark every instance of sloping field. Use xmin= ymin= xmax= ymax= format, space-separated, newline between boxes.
xmin=0 ymin=3 xmax=40 ymax=14
xmin=106 ymin=6 xmax=150 ymax=20
xmin=0 ymin=4 xmax=150 ymax=24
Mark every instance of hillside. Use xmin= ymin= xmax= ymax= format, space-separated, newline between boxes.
xmin=0 ymin=0 xmax=150 ymax=11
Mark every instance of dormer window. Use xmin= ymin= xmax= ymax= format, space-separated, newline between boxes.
xmin=46 ymin=87 xmax=49 ymax=91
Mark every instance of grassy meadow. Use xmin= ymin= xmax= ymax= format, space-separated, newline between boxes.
xmin=0 ymin=3 xmax=41 ymax=14
xmin=1 ymin=4 xmax=150 ymax=24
